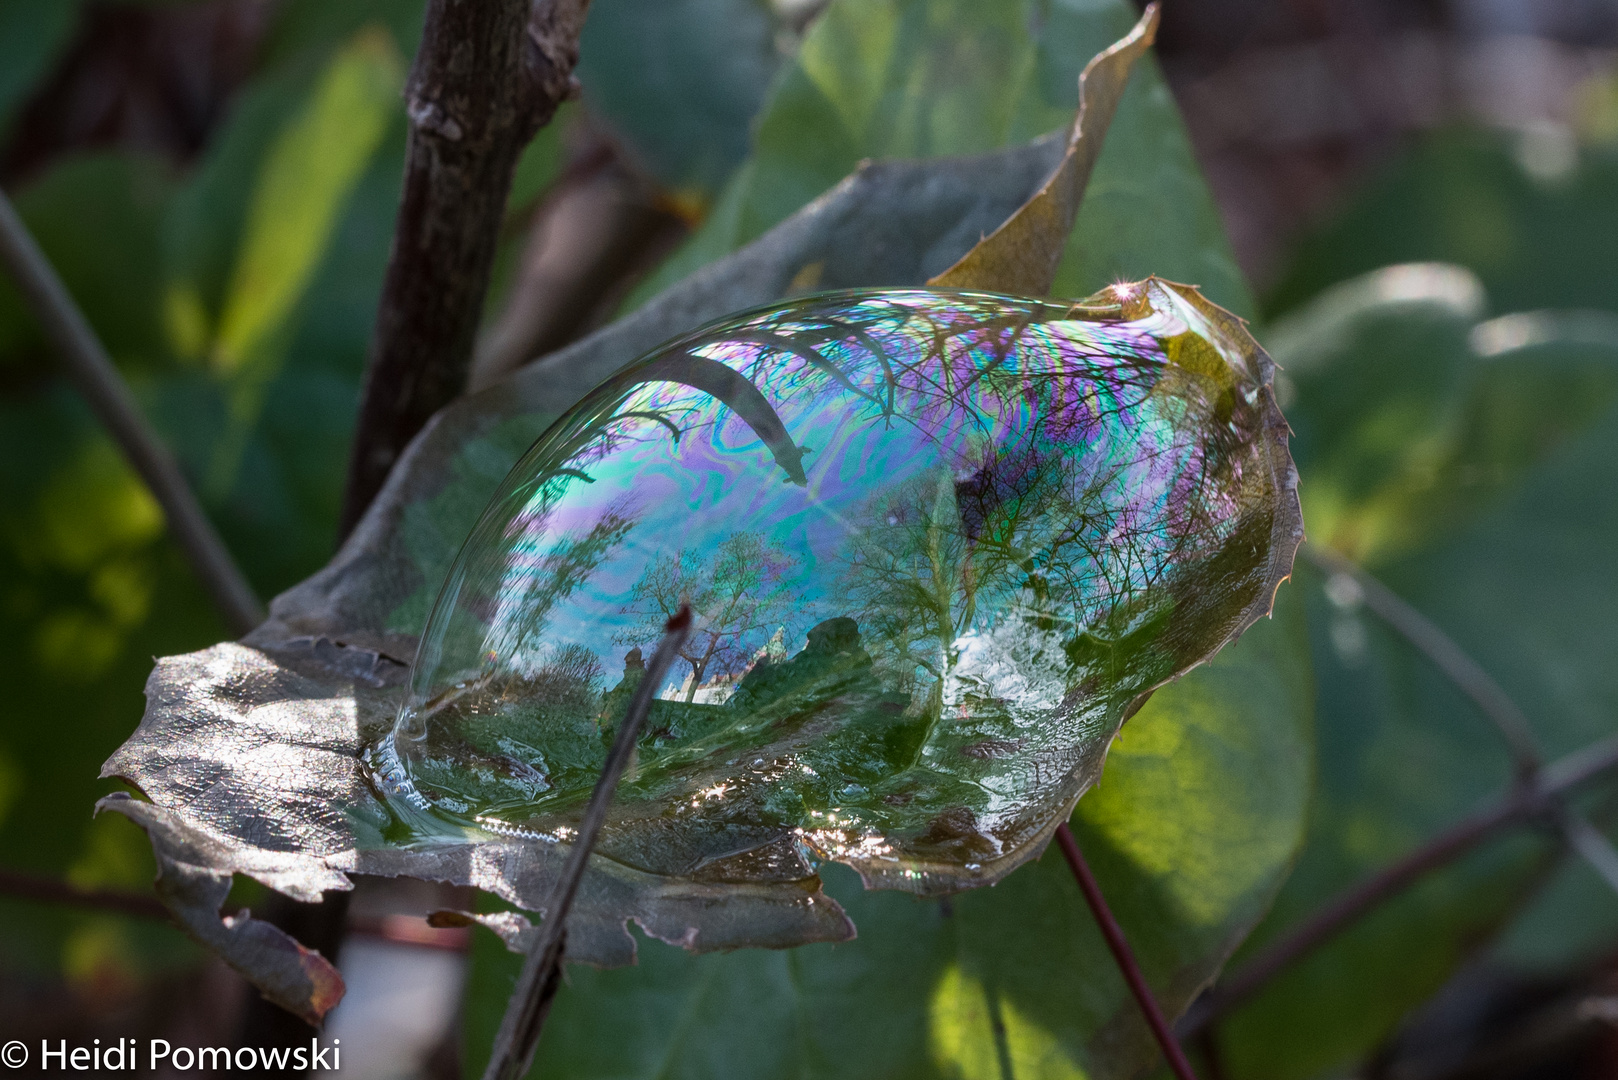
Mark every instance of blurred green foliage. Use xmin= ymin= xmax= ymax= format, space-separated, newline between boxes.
xmin=577 ymin=0 xmax=784 ymax=200
xmin=0 ymin=0 xmax=1615 ymax=1076
xmin=0 ymin=9 xmax=410 ymax=983
xmin=636 ymin=0 xmax=1248 ymax=315
xmin=1267 ymin=127 xmax=1618 ymax=320
xmin=0 ymin=0 xmax=84 ymax=140
xmin=1220 ymin=271 xmax=1618 ymax=1077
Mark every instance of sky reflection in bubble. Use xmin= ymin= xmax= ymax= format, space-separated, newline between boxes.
xmin=367 ymin=282 xmax=1296 ymax=893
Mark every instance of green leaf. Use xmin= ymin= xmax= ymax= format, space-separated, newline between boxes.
xmin=1264 ymin=263 xmax=1486 ymax=564
xmin=576 ymin=0 xmax=785 ymax=202
xmin=213 ymin=27 xmax=401 ymax=376
xmin=260 ymin=0 xmax=426 ymax=70
xmin=207 ymin=138 xmax=407 ymax=596
xmin=0 ymin=25 xmax=406 ymax=987
xmin=155 ymin=29 xmax=411 ymax=597
xmin=929 ymin=5 xmax=1157 ymax=294
xmin=204 ymin=26 xmax=403 ymax=492
xmin=0 ymin=153 xmax=179 ymax=374
xmin=1491 ymin=845 xmax=1618 ymax=974
xmin=1216 ymin=269 xmax=1618 ymax=1079
xmin=0 ymin=397 xmax=219 ymax=979
xmin=0 ymin=147 xmax=239 ymax=986
xmin=633 ymin=0 xmax=1249 ymax=317
xmin=462 ymin=586 xmax=1312 ymax=1080
xmin=0 ymin=154 xmax=195 ymax=982
xmin=1267 ymin=129 xmax=1618 ymax=321
xmin=0 ymin=0 xmax=85 ymax=137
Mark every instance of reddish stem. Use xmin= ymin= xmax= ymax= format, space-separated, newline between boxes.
xmin=1055 ymin=823 xmax=1200 ymax=1080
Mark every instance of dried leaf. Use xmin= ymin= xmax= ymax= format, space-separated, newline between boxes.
xmin=98 ymin=793 xmax=346 ymax=1026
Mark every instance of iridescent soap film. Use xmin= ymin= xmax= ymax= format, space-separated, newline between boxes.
xmin=370 ymin=281 xmax=1298 ymax=893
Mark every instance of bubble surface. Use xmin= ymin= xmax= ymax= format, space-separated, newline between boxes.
xmin=367 ymin=282 xmax=1296 ymax=892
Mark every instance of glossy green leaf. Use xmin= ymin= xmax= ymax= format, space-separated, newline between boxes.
xmin=634 ymin=0 xmax=1249 ymax=318
xmin=464 ymin=588 xmax=1312 ymax=1080
xmin=929 ymin=5 xmax=1156 ymax=294
xmin=576 ymin=0 xmax=785 ymax=202
xmin=1216 ymin=268 xmax=1618 ymax=1079
xmin=1267 ymin=129 xmax=1618 ymax=321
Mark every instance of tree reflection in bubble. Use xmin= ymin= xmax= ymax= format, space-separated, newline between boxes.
xmin=365 ymin=280 xmax=1300 ymax=894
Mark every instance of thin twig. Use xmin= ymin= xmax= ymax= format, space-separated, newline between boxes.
xmin=1304 ymin=544 xmax=1541 ymax=775
xmin=0 ymin=866 xmax=172 ymax=921
xmin=1306 ymin=544 xmax=1618 ymax=893
xmin=482 ymin=607 xmax=692 ymax=1080
xmin=0 ymin=868 xmax=476 ymax=953
xmin=1559 ymin=809 xmax=1618 ymax=895
xmin=0 ymin=188 xmax=263 ymax=635
xmin=338 ymin=0 xmax=594 ymax=539
xmin=1178 ymin=732 xmax=1618 ymax=1036
xmin=1192 ymin=1028 xmax=1230 ymax=1080
xmin=1054 ymin=823 xmax=1200 ymax=1080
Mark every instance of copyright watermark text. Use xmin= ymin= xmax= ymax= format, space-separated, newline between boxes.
xmin=2 ymin=1038 xmax=341 ymax=1071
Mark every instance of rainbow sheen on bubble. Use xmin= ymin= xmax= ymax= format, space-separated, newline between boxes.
xmin=367 ymin=281 xmax=1297 ymax=893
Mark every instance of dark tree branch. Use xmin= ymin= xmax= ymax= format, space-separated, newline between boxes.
xmin=0 ymin=866 xmax=172 ymax=921
xmin=339 ymin=0 xmax=593 ymax=539
xmin=482 ymin=607 xmax=692 ymax=1080
xmin=1178 ymin=732 xmax=1618 ymax=1037
xmin=1054 ymin=823 xmax=1201 ymax=1080
xmin=0 ymin=188 xmax=264 ymax=636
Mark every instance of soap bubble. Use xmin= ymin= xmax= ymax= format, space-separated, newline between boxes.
xmin=367 ymin=282 xmax=1296 ymax=892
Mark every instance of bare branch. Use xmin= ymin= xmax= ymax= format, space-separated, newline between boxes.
xmin=0 ymin=866 xmax=172 ymax=921
xmin=1304 ymin=544 xmax=1542 ymax=776
xmin=1560 ymin=809 xmax=1618 ymax=895
xmin=339 ymin=0 xmax=594 ymax=539
xmin=1054 ymin=823 xmax=1201 ymax=1080
xmin=0 ymin=188 xmax=264 ymax=636
xmin=1182 ymin=545 xmax=1618 ymax=1034
xmin=1307 ymin=544 xmax=1618 ymax=895
xmin=1178 ymin=732 xmax=1618 ymax=1036
xmin=482 ymin=606 xmax=692 ymax=1080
